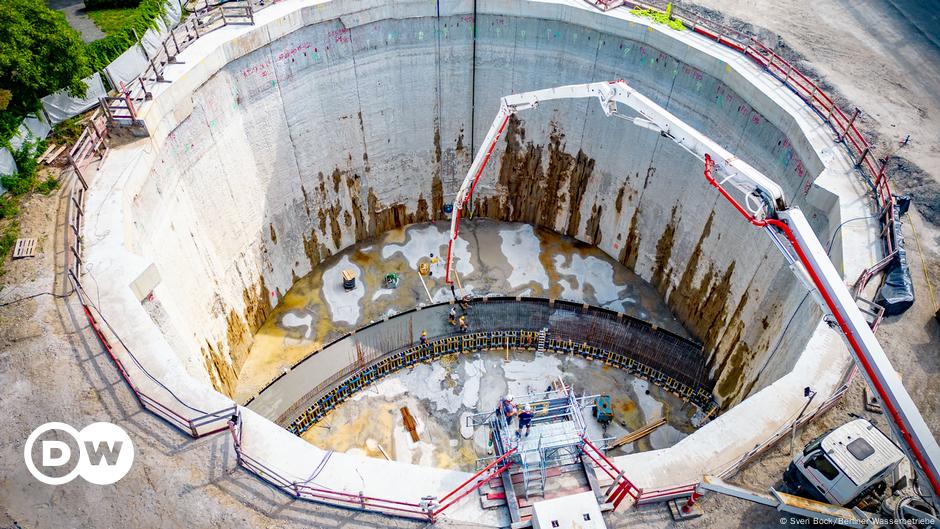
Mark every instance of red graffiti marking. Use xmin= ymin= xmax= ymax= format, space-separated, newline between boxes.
xmin=276 ymin=42 xmax=312 ymax=62
xmin=241 ymin=61 xmax=272 ymax=79
xmin=328 ymin=28 xmax=351 ymax=43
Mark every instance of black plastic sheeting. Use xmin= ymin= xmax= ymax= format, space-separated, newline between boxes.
xmin=875 ymin=196 xmax=915 ymax=315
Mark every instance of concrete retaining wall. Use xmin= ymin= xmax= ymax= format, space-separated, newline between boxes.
xmin=123 ymin=0 xmax=838 ymax=406
xmin=83 ymin=0 xmax=878 ymax=515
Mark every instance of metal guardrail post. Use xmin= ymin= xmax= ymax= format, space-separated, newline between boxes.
xmin=837 ymin=107 xmax=860 ymax=142
xmin=855 ymin=146 xmax=870 ymax=168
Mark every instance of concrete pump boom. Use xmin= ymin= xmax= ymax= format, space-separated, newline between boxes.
xmin=444 ymin=80 xmax=940 ymax=507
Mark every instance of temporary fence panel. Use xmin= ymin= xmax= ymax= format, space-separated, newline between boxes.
xmin=104 ymin=44 xmax=151 ymax=93
xmin=41 ymin=73 xmax=109 ymax=125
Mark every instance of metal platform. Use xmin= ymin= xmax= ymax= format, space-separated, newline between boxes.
xmin=468 ymin=383 xmax=609 ymax=526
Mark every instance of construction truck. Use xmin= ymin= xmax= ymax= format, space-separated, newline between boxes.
xmin=784 ymin=418 xmax=937 ymax=525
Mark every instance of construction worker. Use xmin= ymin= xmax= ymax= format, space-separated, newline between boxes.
xmin=420 ymin=330 xmax=428 ymax=346
xmin=460 ymin=294 xmax=471 ymax=312
xmin=448 ymin=305 xmax=457 ymax=325
xmin=498 ymin=394 xmax=516 ymax=425
xmin=458 ymin=315 xmax=467 ymax=333
xmin=516 ymin=404 xmax=534 ymax=439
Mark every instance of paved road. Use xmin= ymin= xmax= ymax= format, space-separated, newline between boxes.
xmin=46 ymin=0 xmax=105 ymax=42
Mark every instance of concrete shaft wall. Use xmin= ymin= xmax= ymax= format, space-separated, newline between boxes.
xmin=132 ymin=0 xmax=839 ymax=405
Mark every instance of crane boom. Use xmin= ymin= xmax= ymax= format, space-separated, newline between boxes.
xmin=444 ymin=80 xmax=940 ymax=506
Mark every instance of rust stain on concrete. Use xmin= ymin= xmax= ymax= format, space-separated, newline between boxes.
xmin=651 ymin=204 xmax=679 ymax=293
xmin=200 ymin=279 xmax=273 ymax=397
xmin=619 ymin=207 xmax=641 ymax=270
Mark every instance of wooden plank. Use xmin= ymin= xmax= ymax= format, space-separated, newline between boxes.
xmin=400 ymin=406 xmax=419 ymax=442
xmin=44 ymin=144 xmax=68 ymax=164
xmin=609 ymin=415 xmax=667 ymax=449
xmin=12 ymin=238 xmax=37 ymax=259
xmin=38 ymin=143 xmax=56 ymax=163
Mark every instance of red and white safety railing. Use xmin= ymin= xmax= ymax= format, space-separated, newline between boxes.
xmin=618 ymin=0 xmax=899 ymax=294
xmin=703 ymin=154 xmax=940 ymax=504
xmin=580 ymin=435 xmax=641 ymax=509
xmin=429 ymin=446 xmax=518 ymax=521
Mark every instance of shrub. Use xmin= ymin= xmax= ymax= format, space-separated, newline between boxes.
xmin=631 ymin=5 xmax=685 ymax=31
xmin=51 ymin=115 xmax=85 ymax=146
xmin=84 ymin=0 xmax=167 ymax=70
xmin=0 ymin=195 xmax=18 ymax=219
xmin=0 ymin=221 xmax=18 ymax=264
xmin=0 ymin=0 xmax=90 ymax=117
xmin=37 ymin=177 xmax=60 ymax=195
xmin=1 ymin=138 xmax=48 ymax=195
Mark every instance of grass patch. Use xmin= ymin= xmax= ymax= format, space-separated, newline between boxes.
xmin=37 ymin=177 xmax=60 ymax=195
xmin=631 ymin=4 xmax=685 ymax=31
xmin=84 ymin=0 xmax=168 ymax=71
xmin=0 ymin=221 xmax=19 ymax=267
xmin=87 ymin=7 xmax=141 ymax=36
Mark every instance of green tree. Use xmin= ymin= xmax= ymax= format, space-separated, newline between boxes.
xmin=0 ymin=0 xmax=90 ymax=119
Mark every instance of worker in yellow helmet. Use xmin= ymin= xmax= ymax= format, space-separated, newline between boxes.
xmin=420 ymin=330 xmax=428 ymax=346
xmin=458 ymin=315 xmax=467 ymax=333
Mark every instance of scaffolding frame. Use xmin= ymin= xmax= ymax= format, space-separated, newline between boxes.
xmin=468 ymin=385 xmax=600 ymax=499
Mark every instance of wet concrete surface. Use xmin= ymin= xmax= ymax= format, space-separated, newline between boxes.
xmin=236 ymin=220 xmax=688 ymax=402
xmin=302 ymin=349 xmax=699 ymax=472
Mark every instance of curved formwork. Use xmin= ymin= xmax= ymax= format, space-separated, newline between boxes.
xmin=246 ymin=297 xmax=717 ymax=433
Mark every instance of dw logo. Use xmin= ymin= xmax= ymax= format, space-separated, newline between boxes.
xmin=23 ymin=422 xmax=134 ymax=485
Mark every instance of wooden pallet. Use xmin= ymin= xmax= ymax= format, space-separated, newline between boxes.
xmin=12 ymin=238 xmax=37 ymax=259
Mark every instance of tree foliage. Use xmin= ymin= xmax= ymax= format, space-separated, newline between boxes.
xmin=0 ymin=0 xmax=91 ymax=116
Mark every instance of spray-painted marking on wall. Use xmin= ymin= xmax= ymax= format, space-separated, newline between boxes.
xmin=242 ymin=61 xmax=273 ymax=79
xmin=276 ymin=42 xmax=312 ymax=62
xmin=329 ymin=28 xmax=351 ymax=43
xmin=682 ymin=64 xmax=703 ymax=81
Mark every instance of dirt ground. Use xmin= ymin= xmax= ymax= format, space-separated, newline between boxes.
xmin=1 ymin=1 xmax=939 ymax=528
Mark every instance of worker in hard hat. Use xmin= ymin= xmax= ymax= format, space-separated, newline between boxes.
xmin=420 ymin=330 xmax=428 ymax=346
xmin=498 ymin=394 xmax=516 ymax=425
xmin=458 ymin=314 xmax=467 ymax=333
xmin=516 ymin=404 xmax=534 ymax=439
xmin=448 ymin=305 xmax=457 ymax=325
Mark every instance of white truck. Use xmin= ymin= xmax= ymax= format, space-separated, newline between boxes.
xmin=785 ymin=419 xmax=907 ymax=508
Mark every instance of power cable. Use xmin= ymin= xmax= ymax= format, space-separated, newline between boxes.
xmin=751 ymin=214 xmax=878 ymax=385
xmin=0 ymin=289 xmax=72 ymax=308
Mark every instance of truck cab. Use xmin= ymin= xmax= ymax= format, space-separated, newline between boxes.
xmin=784 ymin=419 xmax=905 ymax=507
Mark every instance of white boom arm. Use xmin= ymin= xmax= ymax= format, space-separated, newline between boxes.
xmin=444 ymin=80 xmax=785 ymax=284
xmin=444 ymin=80 xmax=940 ymax=506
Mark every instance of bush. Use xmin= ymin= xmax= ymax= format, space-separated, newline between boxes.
xmin=0 ymin=221 xmax=18 ymax=262
xmin=37 ymin=177 xmax=60 ymax=195
xmin=84 ymin=0 xmax=167 ymax=70
xmin=84 ymin=0 xmax=142 ymax=9
xmin=1 ymin=138 xmax=48 ymax=196
xmin=0 ymin=195 xmax=18 ymax=219
xmin=51 ymin=115 xmax=85 ymax=146
xmin=631 ymin=5 xmax=685 ymax=31
xmin=0 ymin=0 xmax=90 ymax=118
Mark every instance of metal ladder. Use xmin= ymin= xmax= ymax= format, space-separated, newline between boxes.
xmin=536 ymin=328 xmax=548 ymax=354
xmin=519 ymin=435 xmax=546 ymax=498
